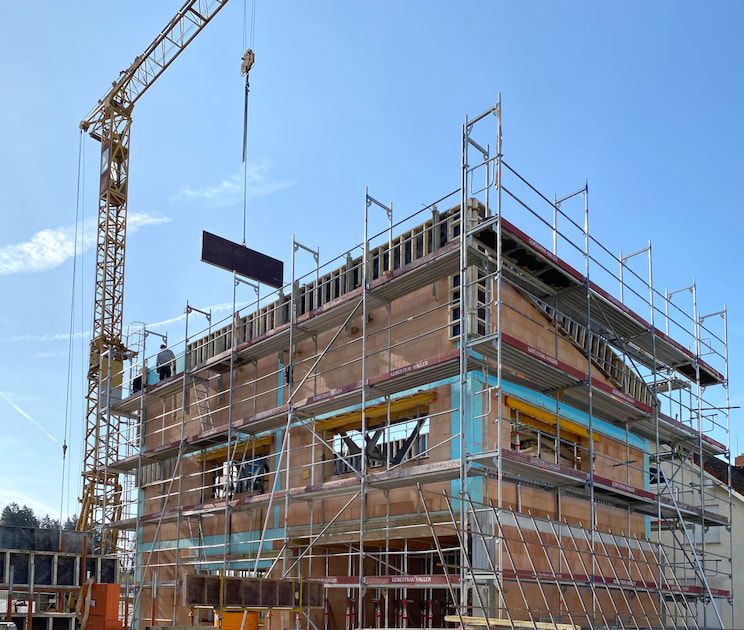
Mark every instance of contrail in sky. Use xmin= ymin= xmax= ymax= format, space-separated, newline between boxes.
xmin=0 ymin=391 xmax=59 ymax=444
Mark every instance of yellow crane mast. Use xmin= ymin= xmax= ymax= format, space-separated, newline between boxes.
xmin=77 ymin=0 xmax=231 ymax=552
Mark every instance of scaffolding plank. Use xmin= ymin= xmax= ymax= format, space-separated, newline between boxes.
xmin=445 ymin=616 xmax=579 ymax=630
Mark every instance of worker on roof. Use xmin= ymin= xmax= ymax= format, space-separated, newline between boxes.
xmin=156 ymin=343 xmax=175 ymax=381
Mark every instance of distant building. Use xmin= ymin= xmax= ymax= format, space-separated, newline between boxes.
xmin=700 ymin=456 xmax=744 ymax=628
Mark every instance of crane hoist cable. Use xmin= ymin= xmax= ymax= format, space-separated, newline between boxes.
xmin=242 ymin=0 xmax=257 ymax=52
xmin=240 ymin=48 xmax=255 ymax=246
xmin=240 ymin=0 xmax=257 ymax=245
xmin=241 ymin=50 xmax=255 ymax=164
xmin=59 ymin=130 xmax=85 ymax=533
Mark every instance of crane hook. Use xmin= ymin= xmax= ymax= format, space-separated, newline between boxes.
xmin=241 ymin=49 xmax=255 ymax=76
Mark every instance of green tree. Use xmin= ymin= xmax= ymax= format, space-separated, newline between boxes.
xmin=1 ymin=503 xmax=40 ymax=528
xmin=39 ymin=515 xmax=60 ymax=530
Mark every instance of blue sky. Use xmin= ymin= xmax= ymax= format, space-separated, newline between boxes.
xmin=0 ymin=1 xmax=742 ymax=520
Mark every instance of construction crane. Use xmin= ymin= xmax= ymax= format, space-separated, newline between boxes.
xmin=77 ymin=0 xmax=232 ymax=552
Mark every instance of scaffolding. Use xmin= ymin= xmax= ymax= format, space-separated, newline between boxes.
xmin=99 ymin=102 xmax=732 ymax=630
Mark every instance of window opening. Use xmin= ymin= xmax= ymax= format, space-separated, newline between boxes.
xmin=332 ymin=415 xmax=429 ymax=476
xmin=210 ymin=444 xmax=271 ymax=499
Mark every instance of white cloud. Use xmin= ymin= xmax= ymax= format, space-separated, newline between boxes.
xmin=0 ymin=301 xmax=239 ymax=345
xmin=175 ymin=160 xmax=292 ymax=207
xmin=0 ymin=300 xmax=258 ymax=344
xmin=0 ymin=212 xmax=170 ymax=276
xmin=1 ymin=331 xmax=89 ymax=344
xmin=124 ymin=301 xmax=259 ymax=349
xmin=146 ymin=301 xmax=245 ymax=330
xmin=31 ymin=350 xmax=70 ymax=359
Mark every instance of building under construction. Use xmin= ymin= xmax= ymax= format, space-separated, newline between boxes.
xmin=98 ymin=105 xmax=733 ymax=630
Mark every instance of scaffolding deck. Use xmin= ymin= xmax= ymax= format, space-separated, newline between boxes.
xmin=477 ymin=334 xmax=724 ymax=457
xmin=111 ymin=350 xmax=461 ymax=472
xmin=298 ymin=572 xmax=731 ymax=599
xmin=114 ymin=450 xmax=727 ymax=531
xmin=497 ymin=218 xmax=724 ymax=387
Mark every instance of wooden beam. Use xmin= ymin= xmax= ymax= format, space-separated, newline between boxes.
xmin=197 ymin=435 xmax=274 ymax=462
xmin=316 ymin=390 xmax=436 ymax=432
xmin=445 ymin=615 xmax=580 ymax=630
xmin=506 ymin=395 xmax=598 ymax=442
